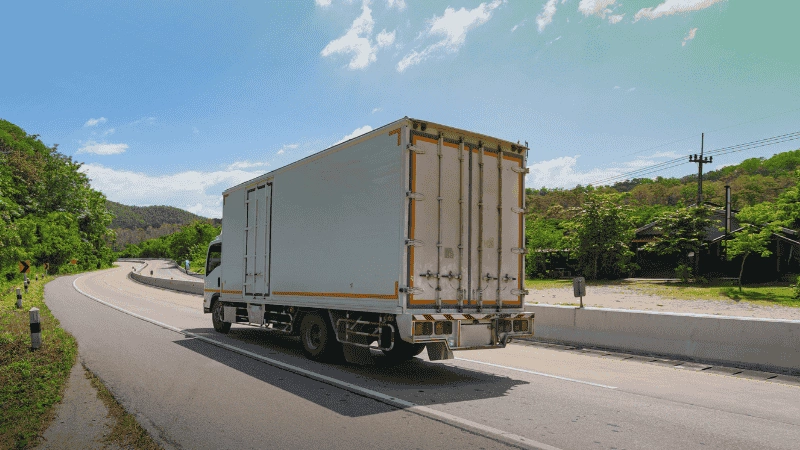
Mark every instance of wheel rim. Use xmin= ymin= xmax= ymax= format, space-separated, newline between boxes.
xmin=306 ymin=323 xmax=322 ymax=351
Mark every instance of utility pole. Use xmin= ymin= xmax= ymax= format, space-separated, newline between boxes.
xmin=689 ymin=133 xmax=712 ymax=206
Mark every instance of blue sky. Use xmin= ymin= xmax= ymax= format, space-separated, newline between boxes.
xmin=2 ymin=0 xmax=798 ymax=218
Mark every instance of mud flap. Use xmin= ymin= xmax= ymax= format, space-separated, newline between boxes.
xmin=342 ymin=344 xmax=374 ymax=365
xmin=426 ymin=342 xmax=454 ymax=361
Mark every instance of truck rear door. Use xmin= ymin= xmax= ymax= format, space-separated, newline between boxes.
xmin=407 ymin=132 xmax=525 ymax=311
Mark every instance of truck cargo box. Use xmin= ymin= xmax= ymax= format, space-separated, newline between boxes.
xmin=204 ymin=117 xmax=533 ymax=360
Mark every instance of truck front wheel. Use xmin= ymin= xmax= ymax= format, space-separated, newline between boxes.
xmin=211 ymin=300 xmax=231 ymax=334
xmin=300 ymin=312 xmax=342 ymax=362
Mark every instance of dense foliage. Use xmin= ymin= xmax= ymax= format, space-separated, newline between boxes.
xmin=564 ymin=193 xmax=636 ymax=279
xmin=118 ymin=221 xmax=220 ymax=272
xmin=0 ymin=120 xmax=114 ymax=279
xmin=524 ymin=149 xmax=800 ymax=279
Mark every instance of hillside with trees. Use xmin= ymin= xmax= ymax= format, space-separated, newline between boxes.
xmin=107 ymin=201 xmax=208 ymax=229
xmin=118 ymin=221 xmax=221 ymax=273
xmin=106 ymin=201 xmax=221 ymax=250
xmin=525 ymin=149 xmax=800 ymax=280
xmin=0 ymin=119 xmax=114 ymax=279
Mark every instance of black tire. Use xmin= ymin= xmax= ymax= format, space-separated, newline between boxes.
xmin=382 ymin=334 xmax=426 ymax=363
xmin=211 ymin=300 xmax=231 ymax=334
xmin=300 ymin=312 xmax=343 ymax=362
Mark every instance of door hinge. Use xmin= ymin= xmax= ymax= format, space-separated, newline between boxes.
xmin=405 ymin=239 xmax=425 ymax=247
xmin=406 ymin=144 xmax=426 ymax=154
xmin=399 ymin=286 xmax=424 ymax=295
xmin=406 ymin=191 xmax=425 ymax=201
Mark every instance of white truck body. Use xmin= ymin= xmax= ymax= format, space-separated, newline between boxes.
xmin=203 ymin=117 xmax=533 ymax=362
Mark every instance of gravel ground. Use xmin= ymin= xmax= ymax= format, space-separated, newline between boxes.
xmin=526 ymin=285 xmax=800 ymax=321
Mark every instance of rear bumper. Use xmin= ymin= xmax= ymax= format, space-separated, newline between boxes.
xmin=401 ymin=311 xmax=534 ymax=350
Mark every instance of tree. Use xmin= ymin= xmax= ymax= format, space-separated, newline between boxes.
xmin=643 ymin=206 xmax=712 ymax=278
xmin=565 ymin=193 xmax=636 ymax=280
xmin=525 ymin=217 xmax=566 ymax=277
xmin=726 ymin=226 xmax=772 ymax=291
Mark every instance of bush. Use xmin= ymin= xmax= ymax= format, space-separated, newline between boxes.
xmin=675 ymin=264 xmax=693 ymax=282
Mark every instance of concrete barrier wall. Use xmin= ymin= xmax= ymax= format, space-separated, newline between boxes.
xmin=129 ymin=269 xmax=204 ymax=296
xmin=526 ymin=304 xmax=800 ymax=374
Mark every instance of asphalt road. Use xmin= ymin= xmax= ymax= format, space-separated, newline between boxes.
xmin=130 ymin=259 xmax=200 ymax=282
xmin=45 ymin=265 xmax=800 ymax=450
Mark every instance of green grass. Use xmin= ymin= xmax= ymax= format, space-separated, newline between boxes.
xmin=526 ymin=277 xmax=800 ymax=308
xmin=0 ymin=271 xmax=77 ymax=449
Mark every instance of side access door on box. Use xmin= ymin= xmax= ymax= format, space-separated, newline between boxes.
xmin=406 ymin=132 xmax=526 ymax=311
xmin=244 ymin=183 xmax=272 ymax=297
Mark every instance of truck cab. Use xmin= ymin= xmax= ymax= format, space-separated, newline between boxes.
xmin=203 ymin=236 xmax=222 ymax=313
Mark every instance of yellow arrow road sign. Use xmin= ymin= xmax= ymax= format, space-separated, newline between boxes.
xmin=18 ymin=261 xmax=30 ymax=274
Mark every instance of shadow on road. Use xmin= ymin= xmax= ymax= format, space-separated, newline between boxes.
xmin=175 ymin=326 xmax=529 ymax=417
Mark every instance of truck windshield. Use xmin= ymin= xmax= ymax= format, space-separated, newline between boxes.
xmin=206 ymin=243 xmax=221 ymax=275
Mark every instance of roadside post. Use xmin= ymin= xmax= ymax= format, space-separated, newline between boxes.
xmin=573 ymin=277 xmax=586 ymax=308
xmin=16 ymin=288 xmax=22 ymax=309
xmin=185 ymin=260 xmax=190 ymax=273
xmin=29 ymin=307 xmax=41 ymax=349
xmin=24 ymin=279 xmax=29 ymax=294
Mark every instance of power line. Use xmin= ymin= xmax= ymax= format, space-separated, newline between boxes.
xmin=607 ymin=105 xmax=800 ymax=162
xmin=590 ymin=130 xmax=800 ymax=185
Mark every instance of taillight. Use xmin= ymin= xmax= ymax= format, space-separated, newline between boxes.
xmin=498 ymin=320 xmax=512 ymax=333
xmin=513 ymin=320 xmax=529 ymax=332
xmin=414 ymin=321 xmax=433 ymax=336
xmin=434 ymin=321 xmax=452 ymax=335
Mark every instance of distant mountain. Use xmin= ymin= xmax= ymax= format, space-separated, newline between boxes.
xmin=106 ymin=201 xmax=209 ymax=230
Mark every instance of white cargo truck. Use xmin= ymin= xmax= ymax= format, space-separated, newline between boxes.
xmin=203 ymin=117 xmax=533 ymax=363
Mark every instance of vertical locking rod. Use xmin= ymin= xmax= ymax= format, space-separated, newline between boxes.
xmin=436 ymin=134 xmax=444 ymax=312
xmin=477 ymin=144 xmax=485 ymax=312
xmin=457 ymin=139 xmax=465 ymax=312
xmin=497 ymin=146 xmax=503 ymax=312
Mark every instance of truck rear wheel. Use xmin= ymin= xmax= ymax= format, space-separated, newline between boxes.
xmin=211 ymin=300 xmax=231 ymax=334
xmin=300 ymin=312 xmax=342 ymax=362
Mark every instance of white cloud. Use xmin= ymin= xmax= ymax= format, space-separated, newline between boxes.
xmin=101 ymin=128 xmax=115 ymax=136
xmin=682 ymin=27 xmax=698 ymax=46
xmin=84 ymin=117 xmax=107 ymax=127
xmin=628 ymin=87 xmax=636 ymax=92
xmin=376 ymin=29 xmax=396 ymax=47
xmin=635 ymin=0 xmax=726 ymax=21
xmin=397 ymin=0 xmax=503 ymax=72
xmin=192 ymin=127 xmax=199 ymax=134
xmin=77 ymin=141 xmax=128 ymax=155
xmin=226 ymin=161 xmax=270 ymax=170
xmin=536 ymin=0 xmax=558 ymax=32
xmin=316 ymin=0 xmax=332 ymax=6
xmin=613 ymin=85 xmax=621 ymax=90
xmin=321 ymin=1 xmax=395 ymax=70
xmin=607 ymin=14 xmax=624 ymax=24
xmin=526 ymin=154 xmax=672 ymax=189
xmin=511 ymin=19 xmax=527 ymax=33
xmin=578 ymin=0 xmax=617 ymax=17
xmin=80 ymin=163 xmax=264 ymax=218
xmin=371 ymin=107 xmax=382 ymax=113
xmin=385 ymin=0 xmax=406 ymax=10
xmin=334 ymin=125 xmax=373 ymax=145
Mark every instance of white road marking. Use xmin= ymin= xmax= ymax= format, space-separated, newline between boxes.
xmin=72 ymin=275 xmax=561 ymax=450
xmin=455 ymin=357 xmax=618 ymax=389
